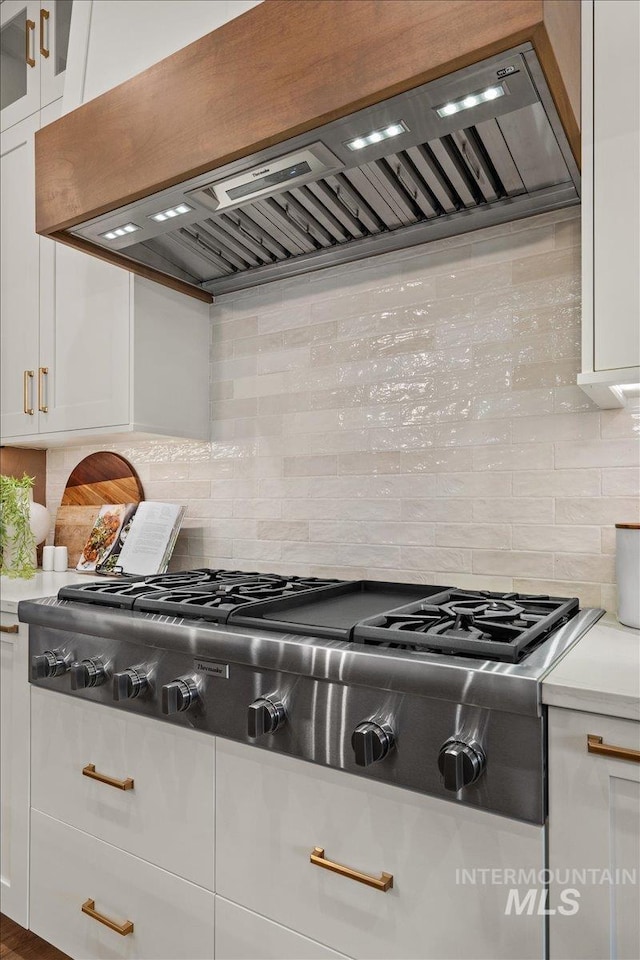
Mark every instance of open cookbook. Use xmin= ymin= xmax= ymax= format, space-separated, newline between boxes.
xmin=76 ymin=501 xmax=186 ymax=576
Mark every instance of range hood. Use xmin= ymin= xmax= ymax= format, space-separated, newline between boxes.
xmin=35 ymin=1 xmax=581 ymax=302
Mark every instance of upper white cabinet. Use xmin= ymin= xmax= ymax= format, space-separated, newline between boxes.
xmin=1 ymin=0 xmax=72 ymax=131
xmin=579 ymin=0 xmax=640 ymax=407
xmin=0 ymin=104 xmax=210 ymax=447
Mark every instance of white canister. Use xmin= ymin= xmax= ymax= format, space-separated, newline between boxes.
xmin=53 ymin=545 xmax=68 ymax=572
xmin=42 ymin=545 xmax=55 ymax=571
xmin=615 ymin=524 xmax=640 ymax=629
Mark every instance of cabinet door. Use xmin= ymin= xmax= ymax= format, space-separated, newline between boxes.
xmin=0 ymin=113 xmax=40 ymax=440
xmin=593 ymin=0 xmax=640 ymax=372
xmin=0 ymin=616 xmax=30 ymax=928
xmin=548 ymin=707 xmax=640 ymax=959
xmin=216 ymin=739 xmax=545 ymax=960
xmin=38 ymin=240 xmax=131 ymax=434
xmin=39 ymin=0 xmax=73 ymax=107
xmin=30 ymin=810 xmax=215 ymax=960
xmin=0 ymin=0 xmax=40 ymax=131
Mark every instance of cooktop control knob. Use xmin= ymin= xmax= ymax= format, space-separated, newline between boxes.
xmin=247 ymin=697 xmax=286 ymax=738
xmin=438 ymin=738 xmax=486 ymax=792
xmin=113 ymin=668 xmax=149 ymax=701
xmin=351 ymin=721 xmax=395 ymax=767
xmin=161 ymin=677 xmax=199 ymax=715
xmin=31 ymin=650 xmax=69 ymax=681
xmin=70 ymin=658 xmax=107 ymax=690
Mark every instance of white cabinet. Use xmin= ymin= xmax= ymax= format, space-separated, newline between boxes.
xmin=0 ymin=613 xmax=30 ymax=928
xmin=216 ymin=739 xmax=545 ymax=960
xmin=31 ymin=688 xmax=215 ymax=890
xmin=0 ymin=112 xmax=40 ymax=439
xmin=579 ymin=0 xmax=640 ymax=407
xmin=548 ymin=707 xmax=640 ymax=959
xmin=0 ymin=106 xmax=211 ymax=447
xmin=1 ymin=0 xmax=73 ymax=131
xmin=30 ymin=809 xmax=215 ymax=960
xmin=215 ymin=897 xmax=349 ymax=960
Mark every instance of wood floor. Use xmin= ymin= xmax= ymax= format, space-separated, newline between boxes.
xmin=0 ymin=915 xmax=70 ymax=960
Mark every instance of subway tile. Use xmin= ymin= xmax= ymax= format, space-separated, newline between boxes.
xmin=472 ymin=550 xmax=554 ymax=579
xmin=600 ymin=408 xmax=640 ymax=439
xmin=436 ymin=524 xmax=511 ymax=549
xmin=339 ymin=448 xmax=473 ymax=474
xmin=435 ymin=473 xmax=512 ymax=498
xmin=601 ymin=467 xmax=640 ymax=497
xmin=555 ymin=439 xmax=640 ymax=469
xmin=555 ymin=498 xmax=640 ymax=525
xmin=287 ymin=499 xmax=402 ymax=520
xmin=511 ymin=246 xmax=580 ymax=285
xmin=473 ymin=443 xmax=554 ymax=471
xmin=554 ymin=553 xmax=615 ymax=584
xmin=512 ymin=412 xmax=600 ymax=443
xmin=257 ymin=520 xmax=309 ymax=541
xmin=402 ymin=500 xmax=474 ymax=522
xmin=283 ymin=455 xmax=338 ymax=477
xmin=513 ymin=469 xmax=601 ymax=498
xmin=401 ymin=546 xmax=472 ymax=573
xmin=512 ymin=524 xmax=601 ymax=554
xmin=473 ymin=498 xmax=554 ymax=523
xmin=601 ymin=526 xmax=617 ymax=555
xmin=233 ymin=500 xmax=282 ymax=519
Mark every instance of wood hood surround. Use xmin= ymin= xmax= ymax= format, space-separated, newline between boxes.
xmin=34 ymin=0 xmax=580 ymax=304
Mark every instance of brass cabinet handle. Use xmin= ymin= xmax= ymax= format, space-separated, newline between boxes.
xmin=38 ymin=366 xmax=48 ymax=412
xmin=0 ymin=624 xmax=19 ymax=634
xmin=587 ymin=735 xmax=640 ymax=764
xmin=82 ymin=763 xmax=134 ymax=791
xmin=25 ymin=19 xmax=36 ymax=66
xmin=81 ymin=899 xmax=134 ymax=936
xmin=310 ymin=846 xmax=393 ymax=892
xmin=23 ymin=370 xmax=35 ymax=415
xmin=39 ymin=8 xmax=50 ymax=57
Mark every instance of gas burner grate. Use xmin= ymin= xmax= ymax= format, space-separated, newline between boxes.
xmin=353 ymin=589 xmax=580 ymax=663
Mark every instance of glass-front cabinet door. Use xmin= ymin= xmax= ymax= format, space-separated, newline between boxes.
xmin=0 ymin=0 xmax=72 ymax=130
xmin=0 ymin=0 xmax=41 ymax=131
xmin=40 ymin=0 xmax=73 ymax=107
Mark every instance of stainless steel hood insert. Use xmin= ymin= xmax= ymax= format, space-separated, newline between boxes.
xmin=71 ymin=45 xmax=580 ymax=296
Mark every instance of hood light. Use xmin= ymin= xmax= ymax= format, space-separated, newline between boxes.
xmin=436 ymin=84 xmax=505 ymax=118
xmin=150 ymin=202 xmax=193 ymax=223
xmin=101 ymin=223 xmax=140 ymax=240
xmin=346 ymin=121 xmax=408 ymax=151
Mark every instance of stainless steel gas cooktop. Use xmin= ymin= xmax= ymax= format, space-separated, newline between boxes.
xmin=20 ymin=568 xmax=604 ymax=824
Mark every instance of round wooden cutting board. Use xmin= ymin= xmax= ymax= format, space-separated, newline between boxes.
xmin=55 ymin=453 xmax=144 ymax=568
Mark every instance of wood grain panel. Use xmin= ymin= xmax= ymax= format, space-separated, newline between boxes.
xmin=0 ymin=447 xmax=46 ymax=507
xmin=36 ymin=0 xmax=569 ymax=236
xmin=61 ymin=452 xmax=143 ymax=502
xmin=0 ymin=913 xmax=70 ymax=960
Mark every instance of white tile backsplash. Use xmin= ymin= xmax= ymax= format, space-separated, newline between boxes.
xmin=47 ymin=209 xmax=640 ymax=610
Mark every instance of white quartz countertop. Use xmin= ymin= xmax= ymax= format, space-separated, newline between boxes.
xmin=542 ymin=615 xmax=640 ymax=721
xmin=0 ymin=570 xmax=99 ymax=615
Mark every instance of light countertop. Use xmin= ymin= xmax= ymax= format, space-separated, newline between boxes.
xmin=0 ymin=570 xmax=99 ymax=615
xmin=542 ymin=615 xmax=640 ymax=721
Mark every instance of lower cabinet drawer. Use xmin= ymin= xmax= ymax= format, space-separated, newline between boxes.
xmin=30 ymin=809 xmax=215 ymax=960
xmin=31 ymin=686 xmax=214 ymax=889
xmin=215 ymin=897 xmax=349 ymax=960
xmin=216 ymin=740 xmax=545 ymax=960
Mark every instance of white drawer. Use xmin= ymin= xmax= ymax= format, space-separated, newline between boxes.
xmin=215 ymin=896 xmax=348 ymax=960
xmin=216 ymin=740 xmax=545 ymax=960
xmin=31 ymin=687 xmax=214 ymax=889
xmin=30 ymin=809 xmax=214 ymax=960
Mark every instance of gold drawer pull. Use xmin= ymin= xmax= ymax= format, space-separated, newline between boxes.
xmin=0 ymin=624 xmax=19 ymax=634
xmin=587 ymin=735 xmax=640 ymax=764
xmin=23 ymin=370 xmax=34 ymax=415
xmin=39 ymin=8 xmax=50 ymax=58
xmin=38 ymin=366 xmax=48 ymax=412
xmin=310 ymin=846 xmax=393 ymax=892
xmin=82 ymin=763 xmax=134 ymax=791
xmin=81 ymin=899 xmax=134 ymax=936
xmin=25 ymin=19 xmax=36 ymax=67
